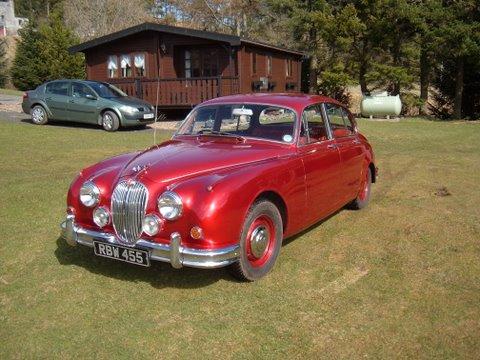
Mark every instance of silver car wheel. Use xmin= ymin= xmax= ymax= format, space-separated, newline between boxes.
xmin=32 ymin=107 xmax=45 ymax=124
xmin=103 ymin=114 xmax=113 ymax=130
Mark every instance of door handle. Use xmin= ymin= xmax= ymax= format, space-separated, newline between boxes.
xmin=306 ymin=148 xmax=317 ymax=154
xmin=327 ymin=144 xmax=337 ymax=150
xmin=69 ymin=100 xmax=75 ymax=103
xmin=352 ymin=139 xmax=361 ymax=145
xmin=46 ymin=97 xmax=51 ymax=101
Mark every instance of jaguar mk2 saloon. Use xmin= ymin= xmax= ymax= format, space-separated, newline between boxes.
xmin=61 ymin=93 xmax=377 ymax=281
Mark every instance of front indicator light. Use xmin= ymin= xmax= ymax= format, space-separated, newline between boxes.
xmin=142 ymin=215 xmax=161 ymax=236
xmin=93 ymin=207 xmax=110 ymax=228
xmin=190 ymin=226 xmax=203 ymax=240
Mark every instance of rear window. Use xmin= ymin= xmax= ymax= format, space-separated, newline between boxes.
xmin=46 ymin=82 xmax=69 ymax=96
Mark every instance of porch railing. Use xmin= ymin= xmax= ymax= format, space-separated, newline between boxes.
xmin=109 ymin=76 xmax=240 ymax=107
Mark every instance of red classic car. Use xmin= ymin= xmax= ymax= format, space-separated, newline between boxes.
xmin=61 ymin=93 xmax=377 ymax=281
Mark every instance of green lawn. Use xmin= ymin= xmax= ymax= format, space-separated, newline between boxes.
xmin=0 ymin=88 xmax=23 ymax=96
xmin=0 ymin=119 xmax=479 ymax=359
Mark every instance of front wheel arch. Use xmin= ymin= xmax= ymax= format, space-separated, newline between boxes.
xmin=253 ymin=190 xmax=287 ymax=234
xmin=98 ymin=108 xmax=122 ymax=126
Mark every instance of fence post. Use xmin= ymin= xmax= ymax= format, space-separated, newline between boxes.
xmin=135 ymin=79 xmax=143 ymax=99
xmin=217 ymin=76 xmax=222 ymax=97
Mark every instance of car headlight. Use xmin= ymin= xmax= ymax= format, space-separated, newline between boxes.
xmin=157 ymin=191 xmax=183 ymax=220
xmin=119 ymin=105 xmax=138 ymax=115
xmin=93 ymin=207 xmax=110 ymax=228
xmin=79 ymin=181 xmax=100 ymax=207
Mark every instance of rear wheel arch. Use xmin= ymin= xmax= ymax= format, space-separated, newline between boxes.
xmin=369 ymin=162 xmax=376 ymax=183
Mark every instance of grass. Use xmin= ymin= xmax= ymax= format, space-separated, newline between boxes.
xmin=0 ymin=119 xmax=479 ymax=359
xmin=0 ymin=88 xmax=23 ymax=96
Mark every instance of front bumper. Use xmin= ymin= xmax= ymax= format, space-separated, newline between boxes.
xmin=120 ymin=112 xmax=156 ymax=126
xmin=60 ymin=215 xmax=239 ymax=269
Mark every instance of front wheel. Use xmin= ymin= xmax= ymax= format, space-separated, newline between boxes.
xmin=228 ymin=200 xmax=283 ymax=281
xmin=31 ymin=105 xmax=48 ymax=125
xmin=348 ymin=167 xmax=372 ymax=210
xmin=101 ymin=111 xmax=120 ymax=132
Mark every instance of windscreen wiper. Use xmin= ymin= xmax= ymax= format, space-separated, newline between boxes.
xmin=196 ymin=129 xmax=245 ymax=141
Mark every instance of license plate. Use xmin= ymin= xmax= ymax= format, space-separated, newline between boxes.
xmin=143 ymin=113 xmax=154 ymax=119
xmin=93 ymin=241 xmax=150 ymax=267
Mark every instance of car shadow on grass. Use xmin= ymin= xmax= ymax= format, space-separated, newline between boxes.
xmin=54 ymin=237 xmax=232 ymax=288
xmin=20 ymin=118 xmax=150 ymax=132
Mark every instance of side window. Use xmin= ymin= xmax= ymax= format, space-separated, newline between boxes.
xmin=342 ymin=108 xmax=355 ymax=133
xmin=45 ymin=82 xmax=69 ymax=96
xmin=72 ymin=83 xmax=95 ymax=98
xmin=301 ymin=104 xmax=328 ymax=144
xmin=325 ymin=103 xmax=351 ymax=138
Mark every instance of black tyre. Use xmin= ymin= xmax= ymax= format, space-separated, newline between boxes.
xmin=31 ymin=105 xmax=48 ymax=125
xmin=101 ymin=110 xmax=120 ymax=132
xmin=348 ymin=167 xmax=372 ymax=210
xmin=228 ymin=200 xmax=283 ymax=281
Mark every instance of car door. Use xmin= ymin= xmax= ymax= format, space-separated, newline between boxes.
xmin=68 ymin=82 xmax=99 ymax=124
xmin=298 ymin=104 xmax=344 ymax=224
xmin=44 ymin=81 xmax=71 ymax=120
xmin=324 ymin=103 xmax=365 ymax=202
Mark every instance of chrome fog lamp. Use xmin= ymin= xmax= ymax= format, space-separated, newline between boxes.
xmin=157 ymin=191 xmax=183 ymax=220
xmin=142 ymin=214 xmax=161 ymax=236
xmin=93 ymin=207 xmax=110 ymax=228
xmin=80 ymin=181 xmax=100 ymax=207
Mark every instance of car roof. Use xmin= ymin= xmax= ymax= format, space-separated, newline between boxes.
xmin=200 ymin=93 xmax=345 ymax=112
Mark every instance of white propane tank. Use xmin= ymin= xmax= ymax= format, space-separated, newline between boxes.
xmin=361 ymin=93 xmax=402 ymax=117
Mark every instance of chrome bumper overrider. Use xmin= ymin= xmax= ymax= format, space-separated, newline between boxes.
xmin=60 ymin=215 xmax=240 ymax=269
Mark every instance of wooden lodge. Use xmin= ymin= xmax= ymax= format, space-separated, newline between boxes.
xmin=69 ymin=23 xmax=305 ymax=110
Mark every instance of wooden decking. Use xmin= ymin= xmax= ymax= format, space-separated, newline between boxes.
xmin=110 ymin=76 xmax=240 ymax=108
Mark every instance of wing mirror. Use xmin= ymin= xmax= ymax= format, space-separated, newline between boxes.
xmin=85 ymin=94 xmax=97 ymax=100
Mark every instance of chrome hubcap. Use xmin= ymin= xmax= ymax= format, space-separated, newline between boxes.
xmin=103 ymin=115 xmax=112 ymax=129
xmin=32 ymin=107 xmax=44 ymax=123
xmin=250 ymin=225 xmax=269 ymax=258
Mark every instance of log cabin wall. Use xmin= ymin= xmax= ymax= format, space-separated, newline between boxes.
xmin=240 ymin=45 xmax=302 ymax=94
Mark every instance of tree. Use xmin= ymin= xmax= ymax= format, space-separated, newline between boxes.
xmin=38 ymin=9 xmax=85 ymax=81
xmin=0 ymin=39 xmax=8 ymax=88
xmin=429 ymin=0 xmax=480 ymax=119
xmin=10 ymin=21 xmax=46 ymax=90
xmin=63 ymin=0 xmax=153 ymax=40
xmin=10 ymin=10 xmax=85 ymax=90
xmin=14 ymin=0 xmax=64 ymax=19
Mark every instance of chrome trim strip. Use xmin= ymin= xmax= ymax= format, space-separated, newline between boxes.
xmin=60 ymin=216 xmax=239 ymax=269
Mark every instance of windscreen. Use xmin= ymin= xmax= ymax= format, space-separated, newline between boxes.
xmin=89 ymin=82 xmax=127 ymax=98
xmin=176 ymin=104 xmax=296 ymax=143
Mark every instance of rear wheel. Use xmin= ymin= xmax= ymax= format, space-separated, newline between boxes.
xmin=228 ymin=200 xmax=283 ymax=281
xmin=348 ymin=167 xmax=372 ymax=210
xmin=102 ymin=111 xmax=120 ymax=132
xmin=31 ymin=105 xmax=48 ymax=125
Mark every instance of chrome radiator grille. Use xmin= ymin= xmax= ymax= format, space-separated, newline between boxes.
xmin=111 ymin=180 xmax=148 ymax=245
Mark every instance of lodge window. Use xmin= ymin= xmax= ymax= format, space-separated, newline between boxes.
xmin=286 ymin=59 xmax=293 ymax=77
xmin=134 ymin=53 xmax=146 ymax=77
xmin=107 ymin=55 xmax=118 ymax=78
xmin=252 ymin=53 xmax=257 ymax=74
xmin=184 ymin=49 xmax=219 ymax=78
xmin=120 ymin=54 xmax=132 ymax=77
xmin=267 ymin=55 xmax=272 ymax=75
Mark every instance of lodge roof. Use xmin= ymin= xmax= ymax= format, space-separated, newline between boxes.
xmin=69 ymin=22 xmax=305 ymax=57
